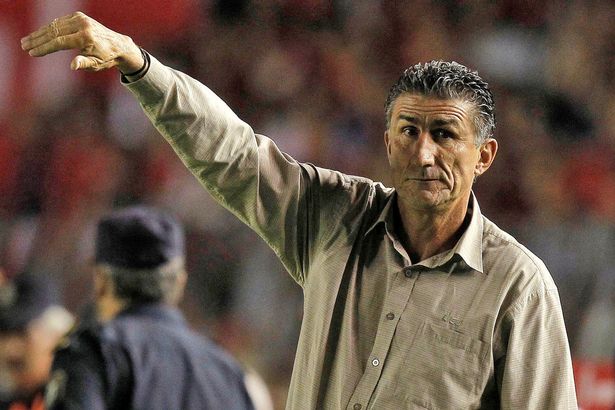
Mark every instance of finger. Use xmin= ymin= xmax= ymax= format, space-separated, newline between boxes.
xmin=21 ymin=26 xmax=61 ymax=52
xmin=21 ymin=12 xmax=83 ymax=50
xmin=22 ymin=28 xmax=74 ymax=53
xmin=21 ymin=13 xmax=72 ymax=42
xmin=21 ymin=22 xmax=57 ymax=44
xmin=27 ymin=32 xmax=87 ymax=57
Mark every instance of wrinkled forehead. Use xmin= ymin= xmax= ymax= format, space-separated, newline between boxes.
xmin=390 ymin=93 xmax=475 ymax=125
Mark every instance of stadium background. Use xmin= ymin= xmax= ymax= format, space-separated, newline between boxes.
xmin=0 ymin=1 xmax=613 ymax=408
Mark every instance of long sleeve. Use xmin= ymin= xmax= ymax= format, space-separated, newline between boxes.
xmin=496 ymin=287 xmax=578 ymax=409
xmin=123 ymin=56 xmax=359 ymax=285
xmin=46 ymin=341 xmax=107 ymax=410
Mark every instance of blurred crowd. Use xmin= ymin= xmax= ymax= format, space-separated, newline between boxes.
xmin=0 ymin=0 xmax=614 ymax=408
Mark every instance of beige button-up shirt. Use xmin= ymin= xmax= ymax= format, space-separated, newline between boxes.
xmin=125 ymin=56 xmax=578 ymax=409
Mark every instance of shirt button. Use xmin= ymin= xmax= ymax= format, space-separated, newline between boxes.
xmin=404 ymin=268 xmax=412 ymax=278
xmin=372 ymin=358 xmax=380 ymax=367
xmin=386 ymin=312 xmax=395 ymax=320
xmin=353 ymin=404 xmax=362 ymax=410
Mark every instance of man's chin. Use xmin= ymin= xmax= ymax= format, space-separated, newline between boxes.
xmin=396 ymin=187 xmax=454 ymax=210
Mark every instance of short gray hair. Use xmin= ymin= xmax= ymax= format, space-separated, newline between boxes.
xmin=101 ymin=257 xmax=185 ymax=305
xmin=385 ymin=61 xmax=496 ymax=145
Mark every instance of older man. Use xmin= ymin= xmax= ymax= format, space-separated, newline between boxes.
xmin=22 ymin=13 xmax=577 ymax=409
xmin=44 ymin=206 xmax=255 ymax=410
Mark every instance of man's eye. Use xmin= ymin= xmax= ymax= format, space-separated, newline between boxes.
xmin=402 ymin=126 xmax=419 ymax=137
xmin=433 ymin=129 xmax=453 ymax=139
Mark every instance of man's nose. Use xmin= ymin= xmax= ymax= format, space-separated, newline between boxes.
xmin=414 ymin=132 xmax=436 ymax=166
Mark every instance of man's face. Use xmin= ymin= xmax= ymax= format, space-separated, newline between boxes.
xmin=385 ymin=93 xmax=495 ymax=212
xmin=0 ymin=322 xmax=54 ymax=396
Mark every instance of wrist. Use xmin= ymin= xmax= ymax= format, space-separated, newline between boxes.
xmin=117 ymin=39 xmax=145 ymax=74
xmin=120 ymin=47 xmax=148 ymax=77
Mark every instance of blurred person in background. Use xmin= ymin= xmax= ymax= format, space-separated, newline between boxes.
xmin=44 ymin=206 xmax=261 ymax=410
xmin=22 ymin=12 xmax=577 ymax=409
xmin=0 ymin=269 xmax=74 ymax=410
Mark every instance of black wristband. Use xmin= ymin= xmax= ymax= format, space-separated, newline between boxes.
xmin=121 ymin=47 xmax=148 ymax=77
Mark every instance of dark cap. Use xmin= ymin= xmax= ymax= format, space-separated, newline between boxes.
xmin=0 ymin=271 xmax=59 ymax=332
xmin=95 ymin=206 xmax=185 ymax=269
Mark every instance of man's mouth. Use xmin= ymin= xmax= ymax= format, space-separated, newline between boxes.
xmin=408 ymin=177 xmax=439 ymax=182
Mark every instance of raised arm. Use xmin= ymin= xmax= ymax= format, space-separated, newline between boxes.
xmin=21 ymin=11 xmax=143 ymax=74
xmin=20 ymin=12 xmax=352 ymax=285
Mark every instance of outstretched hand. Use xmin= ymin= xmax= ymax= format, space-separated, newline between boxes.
xmin=20 ymin=12 xmax=144 ymax=74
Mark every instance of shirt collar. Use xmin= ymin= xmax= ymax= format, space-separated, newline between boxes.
xmin=117 ymin=303 xmax=187 ymax=326
xmin=450 ymin=193 xmax=484 ymax=273
xmin=365 ymin=191 xmax=396 ymax=237
xmin=365 ymin=191 xmax=484 ymax=274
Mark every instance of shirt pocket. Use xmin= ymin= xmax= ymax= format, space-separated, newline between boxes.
xmin=397 ymin=320 xmax=489 ymax=408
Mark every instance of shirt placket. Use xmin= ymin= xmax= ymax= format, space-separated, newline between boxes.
xmin=346 ymin=265 xmax=419 ymax=410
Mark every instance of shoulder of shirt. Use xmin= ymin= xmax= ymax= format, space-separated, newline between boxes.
xmin=318 ymin=167 xmax=393 ymax=203
xmin=299 ymin=164 xmax=393 ymax=211
xmin=300 ymin=163 xmax=378 ymax=189
xmin=481 ymin=215 xmax=557 ymax=292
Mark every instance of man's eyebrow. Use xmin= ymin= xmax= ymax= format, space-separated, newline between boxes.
xmin=397 ymin=115 xmax=462 ymax=127
xmin=432 ymin=118 xmax=461 ymax=128
xmin=398 ymin=114 xmax=418 ymax=123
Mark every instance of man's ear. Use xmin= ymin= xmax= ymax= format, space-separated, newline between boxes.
xmin=93 ymin=266 xmax=112 ymax=298
xmin=174 ymin=270 xmax=188 ymax=304
xmin=384 ymin=130 xmax=391 ymax=156
xmin=475 ymin=138 xmax=498 ymax=177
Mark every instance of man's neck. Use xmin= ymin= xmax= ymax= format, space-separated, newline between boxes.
xmin=96 ymin=296 xmax=125 ymax=323
xmin=396 ymin=196 xmax=471 ymax=263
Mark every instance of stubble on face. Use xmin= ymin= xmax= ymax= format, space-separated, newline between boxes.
xmin=385 ymin=94 xmax=481 ymax=215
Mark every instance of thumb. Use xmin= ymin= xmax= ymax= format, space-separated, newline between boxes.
xmin=71 ymin=55 xmax=99 ymax=71
xmin=71 ymin=55 xmax=88 ymax=70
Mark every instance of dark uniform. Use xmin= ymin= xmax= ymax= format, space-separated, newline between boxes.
xmin=48 ymin=304 xmax=253 ymax=410
xmin=45 ymin=206 xmax=255 ymax=410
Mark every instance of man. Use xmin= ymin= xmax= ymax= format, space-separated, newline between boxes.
xmin=43 ymin=206 xmax=255 ymax=410
xmin=21 ymin=13 xmax=578 ymax=408
xmin=0 ymin=270 xmax=74 ymax=410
